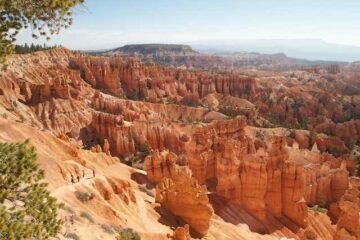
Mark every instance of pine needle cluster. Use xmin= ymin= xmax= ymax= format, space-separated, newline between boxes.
xmin=0 ymin=140 xmax=63 ymax=240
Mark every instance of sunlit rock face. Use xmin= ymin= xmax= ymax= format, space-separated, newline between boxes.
xmin=171 ymin=225 xmax=192 ymax=240
xmin=144 ymin=150 xmax=181 ymax=184
xmin=155 ymin=177 xmax=213 ymax=237
xmin=69 ymin=55 xmax=256 ymax=102
xmin=333 ymin=178 xmax=360 ymax=240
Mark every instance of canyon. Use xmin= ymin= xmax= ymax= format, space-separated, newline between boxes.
xmin=0 ymin=48 xmax=359 ymax=240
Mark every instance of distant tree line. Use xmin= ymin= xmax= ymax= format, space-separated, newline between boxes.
xmin=14 ymin=43 xmax=62 ymax=54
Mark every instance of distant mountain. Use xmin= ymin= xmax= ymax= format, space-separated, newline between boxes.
xmin=101 ymin=44 xmax=199 ymax=57
xmin=88 ymin=43 xmax=348 ymax=71
xmin=346 ymin=61 xmax=360 ymax=72
xmin=214 ymin=51 xmax=347 ymax=67
xmin=191 ymin=39 xmax=360 ymax=62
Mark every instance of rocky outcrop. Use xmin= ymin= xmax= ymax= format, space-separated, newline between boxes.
xmin=168 ymin=225 xmax=192 ymax=240
xmin=187 ymin=131 xmax=352 ymax=230
xmin=314 ymin=134 xmax=349 ymax=156
xmin=69 ymin=56 xmax=126 ymax=97
xmin=294 ymin=130 xmax=311 ymax=149
xmin=333 ymin=177 xmax=360 ymax=240
xmin=94 ymin=177 xmax=136 ymax=204
xmin=155 ymin=177 xmax=213 ymax=237
xmin=315 ymin=120 xmax=360 ymax=148
xmin=212 ymin=136 xmax=308 ymax=226
xmin=0 ymin=50 xmax=94 ymax=135
xmin=31 ymin=98 xmax=91 ymax=135
xmin=70 ymin=55 xmax=256 ymax=103
xmin=254 ymin=74 xmax=360 ymax=148
xmin=186 ymin=116 xmax=250 ymax=185
xmin=91 ymin=111 xmax=184 ymax=157
xmin=102 ymin=139 xmax=111 ymax=155
xmin=92 ymin=91 xmax=226 ymax=123
xmin=145 ymin=150 xmax=180 ymax=183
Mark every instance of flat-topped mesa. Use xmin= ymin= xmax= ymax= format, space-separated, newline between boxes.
xmin=110 ymin=44 xmax=199 ymax=57
xmin=70 ymin=55 xmax=256 ymax=103
xmin=155 ymin=177 xmax=213 ymax=237
xmin=333 ymin=177 xmax=360 ymax=240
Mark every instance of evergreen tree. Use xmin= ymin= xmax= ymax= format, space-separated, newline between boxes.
xmin=116 ymin=228 xmax=141 ymax=240
xmin=30 ymin=43 xmax=35 ymax=52
xmin=0 ymin=0 xmax=85 ymax=63
xmin=0 ymin=140 xmax=63 ymax=240
xmin=14 ymin=43 xmax=58 ymax=54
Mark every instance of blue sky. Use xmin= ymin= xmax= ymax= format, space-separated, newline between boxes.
xmin=16 ymin=0 xmax=360 ymax=50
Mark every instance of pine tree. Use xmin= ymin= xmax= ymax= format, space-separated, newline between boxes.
xmin=0 ymin=140 xmax=63 ymax=240
xmin=0 ymin=0 xmax=85 ymax=63
xmin=30 ymin=43 xmax=35 ymax=52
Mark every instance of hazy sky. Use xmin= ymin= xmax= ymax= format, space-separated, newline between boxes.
xmin=16 ymin=0 xmax=360 ymax=50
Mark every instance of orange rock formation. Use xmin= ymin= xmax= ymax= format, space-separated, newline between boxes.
xmin=155 ymin=177 xmax=213 ymax=237
xmin=333 ymin=177 xmax=360 ymax=240
xmin=1 ymin=48 xmax=358 ymax=240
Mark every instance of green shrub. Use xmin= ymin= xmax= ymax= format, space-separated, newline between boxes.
xmin=19 ymin=114 xmax=25 ymax=122
xmin=255 ymin=130 xmax=264 ymax=140
xmin=75 ymin=190 xmax=95 ymax=203
xmin=116 ymin=228 xmax=141 ymax=240
xmin=100 ymin=224 xmax=114 ymax=234
xmin=63 ymin=205 xmax=75 ymax=214
xmin=0 ymin=140 xmax=63 ymax=239
xmin=309 ymin=205 xmax=327 ymax=213
xmin=142 ymin=141 xmax=152 ymax=156
xmin=328 ymin=147 xmax=339 ymax=156
xmin=65 ymin=232 xmax=81 ymax=240
xmin=299 ymin=117 xmax=308 ymax=129
xmin=351 ymin=150 xmax=360 ymax=177
xmin=132 ymin=161 xmax=144 ymax=170
xmin=80 ymin=211 xmax=95 ymax=223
